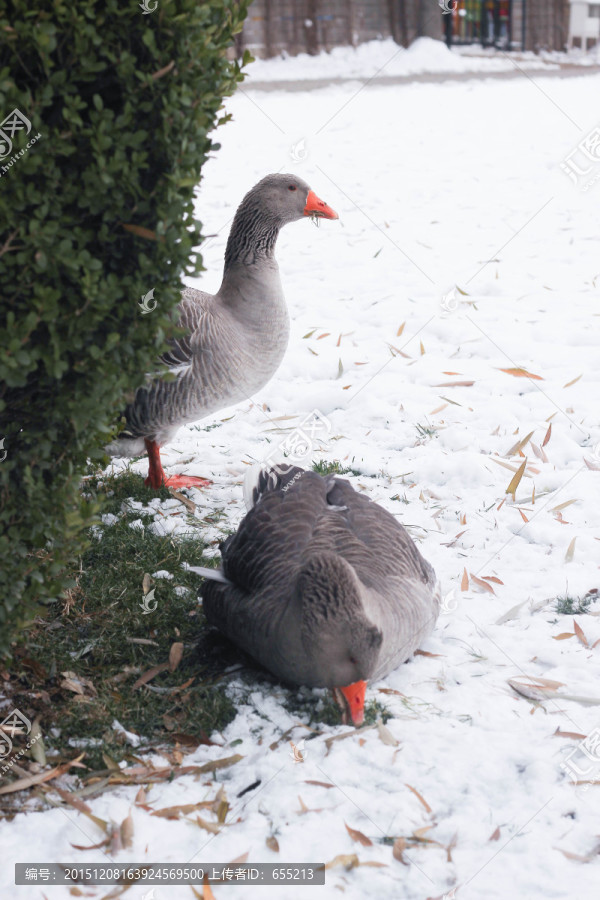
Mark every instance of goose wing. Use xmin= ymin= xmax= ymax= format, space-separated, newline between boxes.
xmin=160 ymin=288 xmax=215 ymax=377
xmin=321 ymin=477 xmax=436 ymax=589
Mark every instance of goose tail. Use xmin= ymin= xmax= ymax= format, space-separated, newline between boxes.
xmin=183 ymin=564 xmax=232 ymax=584
xmin=243 ymin=462 xmax=305 ymax=510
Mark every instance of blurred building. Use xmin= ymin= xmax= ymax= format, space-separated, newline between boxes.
xmin=236 ymin=0 xmax=572 ymax=57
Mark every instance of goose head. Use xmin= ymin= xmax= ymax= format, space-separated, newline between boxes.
xmin=249 ymin=173 xmax=338 ymax=226
xmin=298 ymin=554 xmax=382 ymax=726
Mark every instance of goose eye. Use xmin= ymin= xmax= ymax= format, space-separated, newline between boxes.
xmin=288 ymin=185 xmax=297 ymax=191
xmin=349 ymin=656 xmax=357 ymax=665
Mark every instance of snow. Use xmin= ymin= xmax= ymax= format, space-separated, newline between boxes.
xmin=3 ymin=56 xmax=600 ymax=900
xmin=244 ymin=36 xmax=600 ymax=84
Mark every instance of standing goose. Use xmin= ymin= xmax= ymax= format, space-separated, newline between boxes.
xmin=108 ymin=175 xmax=338 ymax=488
xmin=194 ymin=465 xmax=441 ymax=725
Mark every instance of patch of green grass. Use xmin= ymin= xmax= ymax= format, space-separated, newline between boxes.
xmin=555 ymin=590 xmax=598 ymax=615
xmin=415 ymin=422 xmax=438 ymax=441
xmin=7 ymin=471 xmax=236 ymax=771
xmin=190 ymin=422 xmax=223 ymax=432
xmin=283 ymin=688 xmax=391 ymax=727
xmin=311 ymin=459 xmax=361 ymax=477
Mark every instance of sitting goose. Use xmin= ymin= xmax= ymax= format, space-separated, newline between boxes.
xmin=108 ymin=175 xmax=338 ymax=488
xmin=193 ymin=465 xmax=441 ymax=725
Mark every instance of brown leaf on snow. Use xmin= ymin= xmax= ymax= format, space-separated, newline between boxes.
xmin=305 ymin=780 xmax=335 ymax=789
xmin=195 ymin=815 xmax=221 ymax=835
xmin=120 ymin=812 xmax=134 ymax=848
xmin=489 ymin=826 xmax=501 ymax=841
xmin=0 ymin=755 xmax=86 ymax=798
xmin=470 ymin=574 xmax=495 ymax=595
xmin=324 ymin=724 xmax=376 ymax=754
xmin=461 ymin=568 xmax=469 ymax=592
xmin=554 ymin=728 xmax=586 ymax=740
xmin=201 ymin=881 xmax=216 ymax=900
xmin=392 ymin=837 xmax=409 ymax=865
xmin=506 ymin=430 xmax=534 ymax=457
xmin=71 ymin=837 xmax=110 ymax=851
xmin=565 ymin=537 xmax=577 ymax=563
xmin=345 ymin=822 xmax=373 ymax=846
xmin=169 ymin=642 xmax=184 ymax=672
xmin=405 ymin=783 xmax=432 ymax=813
xmin=531 ymin=442 xmax=549 ymax=463
xmin=505 ymin=459 xmax=527 ymax=499
xmin=266 ymin=835 xmax=280 ymax=852
xmin=325 ymin=853 xmax=359 ymax=871
xmin=542 ymin=423 xmax=552 ymax=447
xmin=433 ymin=381 xmax=475 ymax=388
xmin=498 ymin=367 xmax=543 ymax=380
xmin=297 ymin=795 xmax=324 ymax=815
xmin=152 ymin=803 xmax=210 ymax=819
xmin=552 ymin=632 xmax=576 ymax=641
xmin=414 ymin=650 xmax=444 ymax=658
xmin=556 ymin=840 xmax=600 ymax=863
xmin=508 ymin=677 xmax=565 ymax=702
xmin=573 ymin=619 xmax=589 ymax=648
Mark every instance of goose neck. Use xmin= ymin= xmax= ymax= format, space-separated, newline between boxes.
xmin=223 ymin=202 xmax=281 ymax=273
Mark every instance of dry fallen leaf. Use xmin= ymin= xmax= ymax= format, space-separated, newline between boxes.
xmin=324 ymin=853 xmax=359 ymax=871
xmin=169 ymin=642 xmax=184 ymax=672
xmin=505 ymin=459 xmax=527 ymax=499
xmin=461 ymin=568 xmax=469 ymax=592
xmin=506 ymin=430 xmax=534 ymax=457
xmin=498 ymin=367 xmax=543 ymax=380
xmin=304 ymin=780 xmax=335 ymax=789
xmin=195 ymin=815 xmax=221 ymax=835
xmin=489 ymin=826 xmax=501 ymax=841
xmin=470 ymin=574 xmax=495 ymax=595
xmin=573 ymin=619 xmax=589 ymax=648
xmin=120 ymin=812 xmax=134 ymax=849
xmin=266 ymin=835 xmax=280 ymax=853
xmin=553 ymin=728 xmax=586 ymax=740
xmin=542 ymin=423 xmax=552 ymax=447
xmin=565 ymin=537 xmax=577 ymax=563
xmin=392 ymin=837 xmax=409 ymax=865
xmin=405 ymin=783 xmax=432 ymax=813
xmin=345 ymin=822 xmax=373 ymax=847
xmin=132 ymin=662 xmax=170 ymax=690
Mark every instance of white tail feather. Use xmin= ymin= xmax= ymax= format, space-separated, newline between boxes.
xmin=183 ymin=564 xmax=231 ymax=584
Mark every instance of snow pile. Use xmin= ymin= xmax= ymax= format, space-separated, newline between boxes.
xmin=245 ymin=36 xmax=560 ymax=83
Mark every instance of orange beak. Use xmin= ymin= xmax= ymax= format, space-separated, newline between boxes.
xmin=339 ymin=680 xmax=367 ymax=726
xmin=303 ymin=189 xmax=339 ymax=220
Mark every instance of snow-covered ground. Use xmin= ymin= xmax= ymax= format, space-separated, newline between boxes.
xmin=4 ymin=54 xmax=600 ymax=900
xmin=244 ymin=36 xmax=600 ymax=84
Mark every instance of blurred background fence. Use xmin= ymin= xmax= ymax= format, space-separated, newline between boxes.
xmin=234 ymin=0 xmax=570 ymax=58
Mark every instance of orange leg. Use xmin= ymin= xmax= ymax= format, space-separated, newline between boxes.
xmin=143 ymin=438 xmax=212 ymax=490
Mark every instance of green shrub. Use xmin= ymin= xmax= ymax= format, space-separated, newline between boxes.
xmin=0 ymin=0 xmax=250 ymax=656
